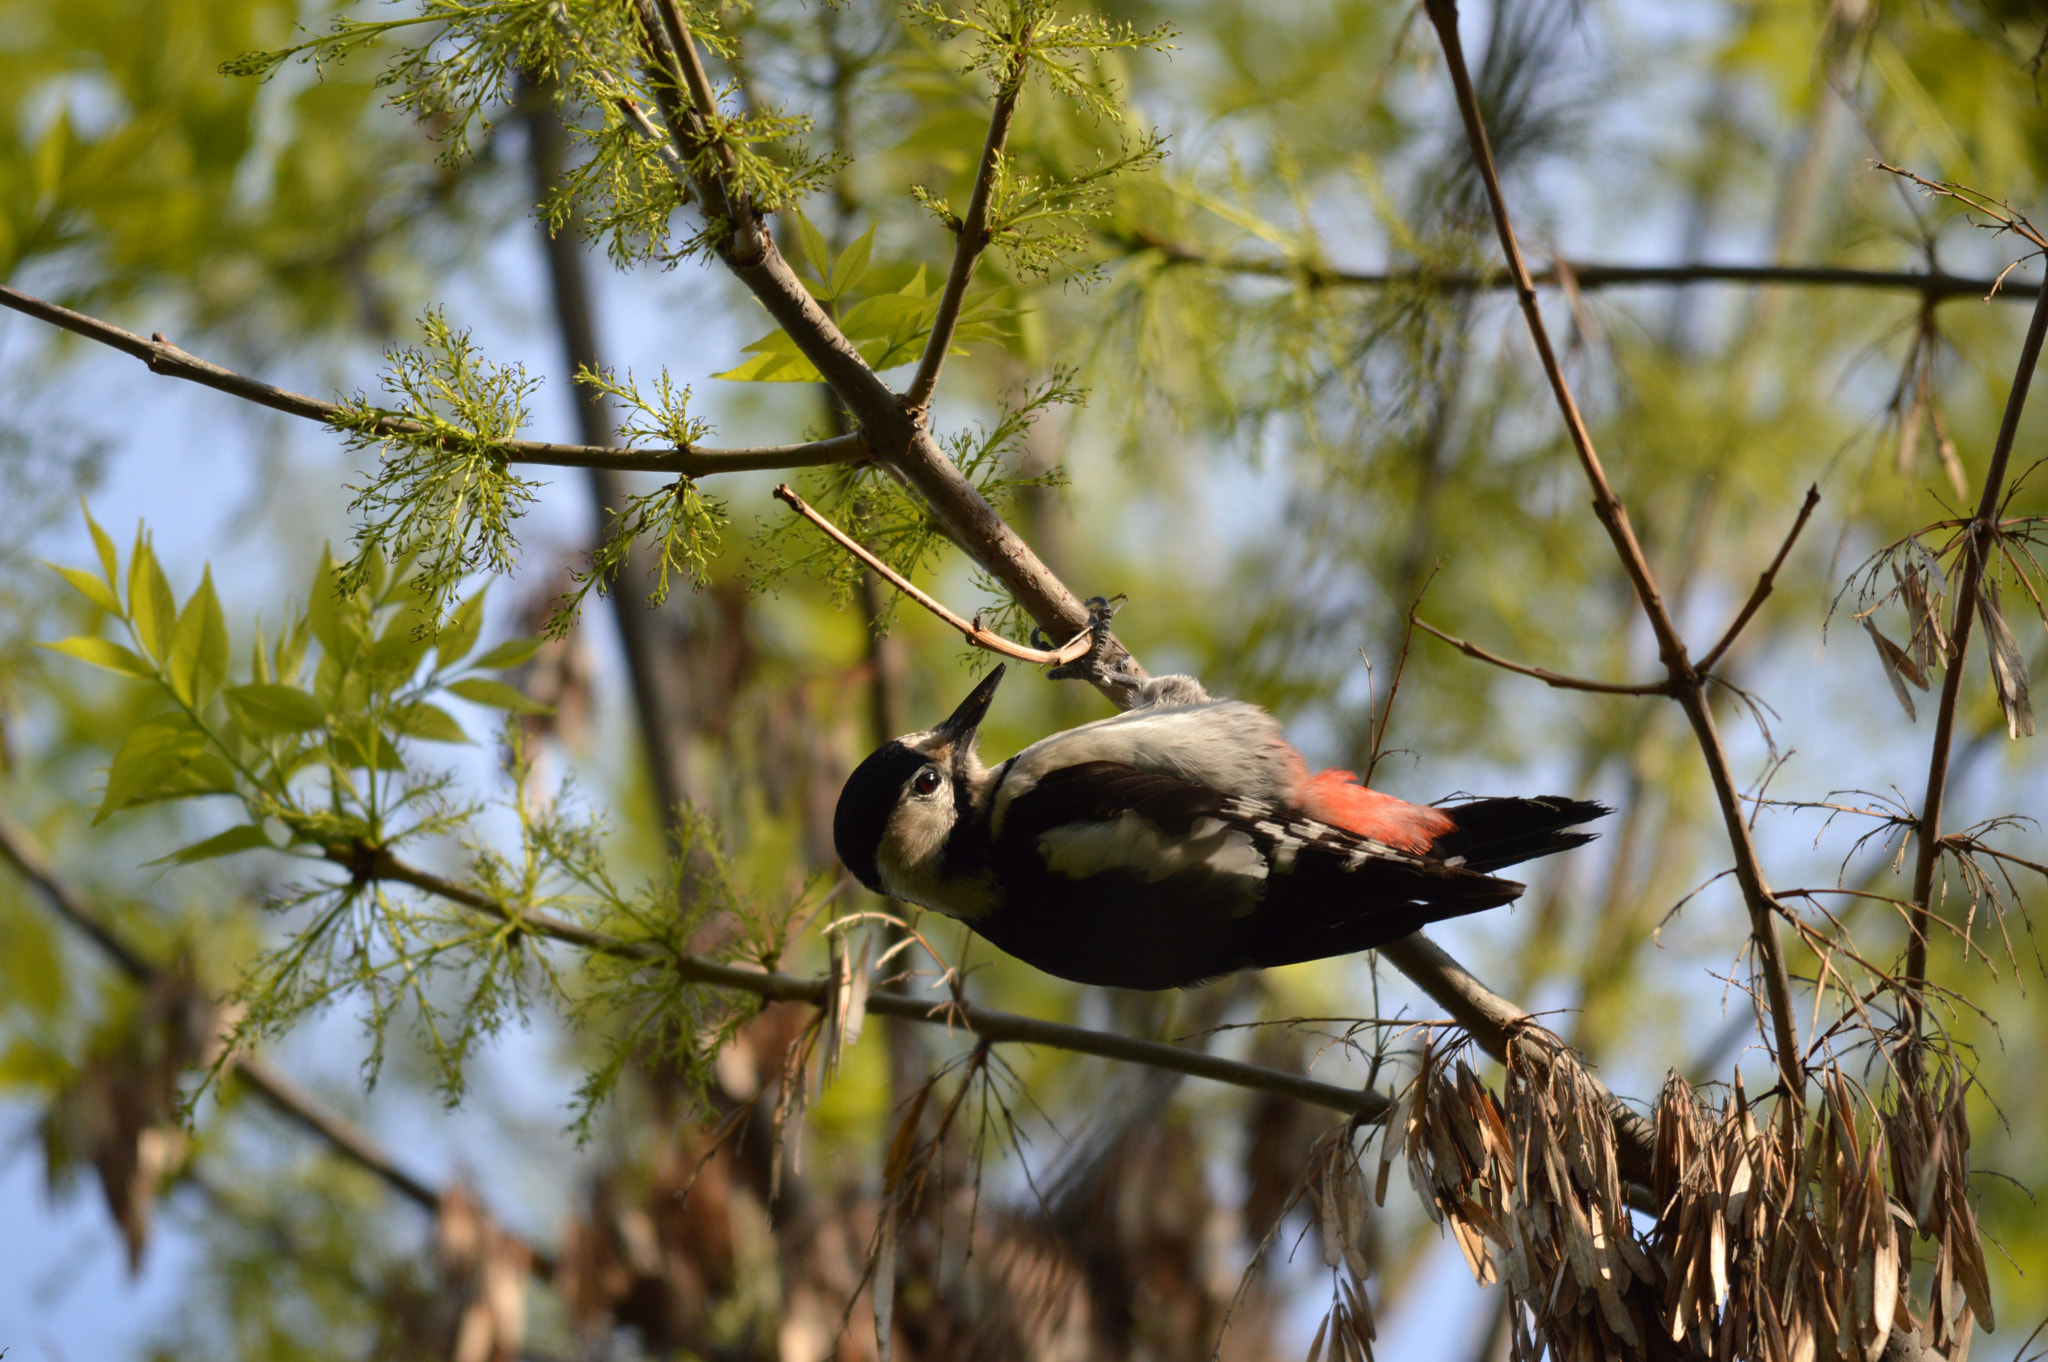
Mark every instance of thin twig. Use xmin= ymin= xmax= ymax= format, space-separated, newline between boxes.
xmin=0 ymin=285 xmax=865 ymax=477
xmin=1696 ymin=484 xmax=1823 ymax=674
xmin=904 ymin=33 xmax=1031 ymax=411
xmin=0 ymin=807 xmax=558 ymax=1272
xmin=1412 ymin=617 xmax=1671 ymax=695
xmin=1904 ymin=269 xmax=2048 ymax=1020
xmin=1424 ymin=0 xmax=1805 ymax=1104
xmin=774 ymin=485 xmax=1094 ymax=666
xmin=1117 ymin=235 xmax=2044 ymax=303
xmin=343 ymin=844 xmax=1392 ymax=1119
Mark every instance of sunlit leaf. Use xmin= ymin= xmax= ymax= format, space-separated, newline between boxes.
xmin=41 ymin=636 xmax=156 ymax=680
xmin=446 ymin=677 xmax=550 ymax=714
xmin=166 ymin=568 xmax=230 ymax=707
xmin=149 ymin=824 xmax=277 ymax=865
xmin=389 ymin=701 xmax=470 ymax=744
xmin=226 ymin=683 xmax=328 ymax=734
xmin=127 ymin=529 xmax=177 ymax=663
xmin=46 ymin=563 xmax=121 ymax=615
xmin=468 ymin=636 xmax=543 ymax=671
xmin=436 ymin=588 xmax=487 ymax=666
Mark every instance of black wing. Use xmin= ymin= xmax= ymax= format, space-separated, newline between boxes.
xmin=978 ymin=761 xmax=1522 ymax=989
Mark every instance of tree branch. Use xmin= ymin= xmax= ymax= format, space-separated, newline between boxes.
xmin=0 ymin=807 xmax=555 ymax=1273
xmin=1412 ymin=618 xmax=1671 ymax=695
xmin=903 ymin=36 xmax=1029 ymax=411
xmin=0 ymin=284 xmax=864 ymax=478
xmin=344 ymin=845 xmax=1390 ymax=1120
xmin=1118 ymin=234 xmax=2043 ymax=304
xmin=1695 ymin=484 xmax=1822 ymax=676
xmin=1424 ymin=0 xmax=1805 ymax=1105
xmin=1904 ymin=274 xmax=2048 ymax=1018
xmin=774 ymin=484 xmax=1095 ymax=666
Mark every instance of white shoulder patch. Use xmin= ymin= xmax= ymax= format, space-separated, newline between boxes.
xmin=991 ymin=702 xmax=1302 ymax=838
xmin=1036 ymin=813 xmax=1268 ymax=916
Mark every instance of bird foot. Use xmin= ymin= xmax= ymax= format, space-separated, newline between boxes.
xmin=1038 ymin=596 xmax=1142 ymax=688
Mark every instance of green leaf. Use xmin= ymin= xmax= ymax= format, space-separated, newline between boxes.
xmin=0 ymin=909 xmax=65 ymax=1021
xmin=796 ymin=210 xmax=831 ymax=281
xmin=167 ymin=568 xmax=230 ymax=707
xmin=47 ymin=563 xmax=120 ymax=615
xmin=83 ymin=501 xmax=119 ymax=593
xmin=389 ymin=701 xmax=471 ymax=744
xmin=446 ymin=677 xmax=551 ymax=714
xmin=712 ymin=326 xmax=831 ymax=383
xmin=96 ymin=713 xmax=234 ymax=822
xmin=250 ymin=620 xmax=271 ymax=686
xmin=150 ymin=824 xmax=277 ymax=865
xmin=437 ymin=588 xmax=487 ymax=665
xmin=468 ymin=636 xmax=544 ymax=671
xmin=128 ymin=530 xmax=177 ymax=662
xmin=828 ymin=223 xmax=875 ymax=297
xmin=306 ymin=547 xmax=352 ymax=662
xmin=226 ymin=683 xmax=328 ymax=734
xmin=370 ymin=611 xmax=435 ymax=682
xmin=335 ymin=720 xmax=407 ymax=771
xmin=41 ymin=636 xmax=156 ymax=680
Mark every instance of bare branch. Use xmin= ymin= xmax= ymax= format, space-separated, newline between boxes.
xmin=1904 ymin=272 xmax=2048 ymax=1017
xmin=904 ymin=33 xmax=1030 ymax=411
xmin=0 ymin=807 xmax=556 ymax=1272
xmin=775 ymin=485 xmax=1095 ymax=666
xmin=1696 ymin=484 xmax=1823 ymax=675
xmin=1116 ymin=234 xmax=2044 ymax=304
xmin=1412 ymin=617 xmax=1671 ymax=695
xmin=1423 ymin=0 xmax=1804 ymax=1103
xmin=343 ymin=844 xmax=1389 ymax=1120
xmin=0 ymin=284 xmax=865 ymax=478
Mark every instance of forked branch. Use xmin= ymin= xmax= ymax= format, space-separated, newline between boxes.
xmin=775 ymin=485 xmax=1097 ymax=666
xmin=1423 ymin=0 xmax=1805 ymax=1103
xmin=0 ymin=285 xmax=867 ymax=478
xmin=1412 ymin=618 xmax=1671 ymax=695
xmin=1904 ymin=272 xmax=2048 ymax=1017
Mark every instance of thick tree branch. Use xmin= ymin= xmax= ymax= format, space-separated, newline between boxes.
xmin=343 ymin=845 xmax=1390 ymax=1120
xmin=0 ymin=284 xmax=863 ymax=477
xmin=0 ymin=807 xmax=554 ymax=1271
xmin=1424 ymin=0 xmax=1805 ymax=1104
xmin=1904 ymin=276 xmax=2048 ymax=1016
xmin=1120 ymin=235 xmax=2042 ymax=304
xmin=904 ymin=39 xmax=1029 ymax=411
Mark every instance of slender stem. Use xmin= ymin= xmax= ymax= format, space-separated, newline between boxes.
xmin=1412 ymin=618 xmax=1671 ymax=695
xmin=349 ymin=846 xmax=1389 ymax=1119
xmin=774 ymin=485 xmax=1094 ymax=666
xmin=0 ymin=807 xmax=559 ymax=1271
xmin=1122 ymin=239 xmax=2042 ymax=304
xmin=1903 ymin=276 xmax=2048 ymax=1018
xmin=1423 ymin=0 xmax=1805 ymax=1103
xmin=0 ymin=284 xmax=863 ymax=477
xmin=904 ymin=42 xmax=1030 ymax=411
xmin=1696 ymin=485 xmax=1822 ymax=675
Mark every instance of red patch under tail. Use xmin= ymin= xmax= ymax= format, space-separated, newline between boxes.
xmin=1297 ymin=769 xmax=1454 ymax=855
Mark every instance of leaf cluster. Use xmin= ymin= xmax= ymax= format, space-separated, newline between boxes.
xmin=332 ymin=309 xmax=544 ymax=621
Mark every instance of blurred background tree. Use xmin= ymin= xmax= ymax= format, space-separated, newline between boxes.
xmin=2 ymin=1 xmax=2046 ymax=1359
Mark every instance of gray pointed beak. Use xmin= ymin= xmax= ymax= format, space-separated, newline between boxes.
xmin=932 ymin=664 xmax=1005 ymax=745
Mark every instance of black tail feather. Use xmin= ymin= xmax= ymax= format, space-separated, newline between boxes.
xmin=1430 ymin=796 xmax=1610 ymax=874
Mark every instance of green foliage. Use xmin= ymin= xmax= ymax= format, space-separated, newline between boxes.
xmin=546 ymin=367 xmax=730 ymax=631
xmin=715 ymin=257 xmax=1011 ymax=381
xmin=332 ymin=310 xmax=544 ymax=620
xmin=908 ymin=1 xmax=1175 ymax=118
xmin=759 ymin=370 xmax=1075 ymax=622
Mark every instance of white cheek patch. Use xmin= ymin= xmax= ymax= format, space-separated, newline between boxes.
xmin=1037 ymin=813 xmax=1268 ymax=914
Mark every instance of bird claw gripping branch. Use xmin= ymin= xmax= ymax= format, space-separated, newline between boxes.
xmin=833 ymin=664 xmax=1607 ymax=990
xmin=1040 ymin=595 xmax=1140 ymax=690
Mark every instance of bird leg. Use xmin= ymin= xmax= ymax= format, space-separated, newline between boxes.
xmin=1036 ymin=597 xmax=1212 ymax=709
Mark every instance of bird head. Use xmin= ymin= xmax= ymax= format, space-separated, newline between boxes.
xmin=833 ymin=664 xmax=1005 ymax=914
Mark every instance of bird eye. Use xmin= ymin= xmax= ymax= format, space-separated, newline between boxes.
xmin=913 ymin=766 xmax=943 ymax=796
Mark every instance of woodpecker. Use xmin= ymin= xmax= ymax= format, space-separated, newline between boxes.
xmin=833 ymin=664 xmax=1606 ymax=990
